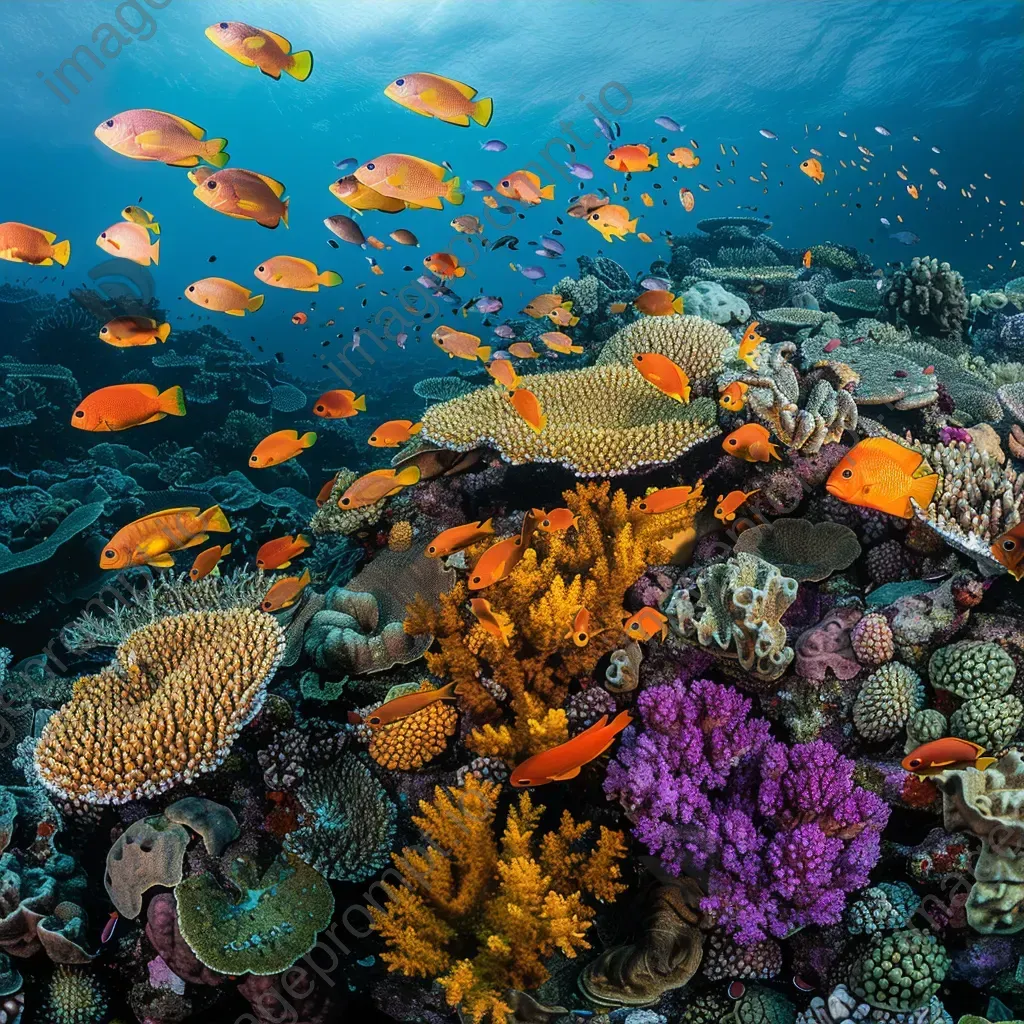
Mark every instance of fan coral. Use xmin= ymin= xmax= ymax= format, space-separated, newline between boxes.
xmin=928 ymin=640 xmax=1016 ymax=699
xmin=664 ymin=553 xmax=798 ymax=681
xmin=845 ymin=882 xmax=920 ymax=935
xmin=847 ymin=928 xmax=950 ymax=1010
xmin=606 ymin=679 xmax=889 ymax=945
xmin=369 ymin=776 xmax=627 ymax=1024
xmin=852 ymin=662 xmax=925 ymax=742
xmin=35 ymin=608 xmax=286 ymax=805
xmin=732 ymin=519 xmax=861 ymax=582
xmin=850 ymin=613 xmax=895 ymax=667
xmin=882 ymin=255 xmax=968 ymax=337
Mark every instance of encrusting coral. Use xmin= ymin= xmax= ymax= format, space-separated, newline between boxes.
xmin=369 ymin=776 xmax=627 ymax=1024
xmin=367 ymin=681 xmax=460 ymax=769
xmin=732 ymin=518 xmax=861 ymax=582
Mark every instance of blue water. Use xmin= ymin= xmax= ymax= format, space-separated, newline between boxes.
xmin=0 ymin=0 xmax=1020 ymax=381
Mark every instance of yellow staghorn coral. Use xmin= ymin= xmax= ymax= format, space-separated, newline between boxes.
xmin=369 ymin=776 xmax=627 ymax=1024
xmin=407 ymin=481 xmax=705 ymax=758
xmin=594 ymin=312 xmax=731 ymax=378
xmin=421 ymin=364 xmax=718 ymax=476
xmin=35 ymin=609 xmax=285 ymax=805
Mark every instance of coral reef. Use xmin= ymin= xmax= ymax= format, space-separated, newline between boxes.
xmin=732 ymin=519 xmax=861 ymax=581
xmin=882 ymin=256 xmax=969 ymax=337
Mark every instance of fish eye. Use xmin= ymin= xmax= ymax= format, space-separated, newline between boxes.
xmin=366 ymin=162 xmax=375 ymax=170
xmin=105 ymin=119 xmax=114 ymax=128
xmin=219 ymin=21 xmax=228 ymax=28
xmin=395 ymin=78 xmax=404 ymax=86
xmin=591 ymin=212 xmax=599 ymax=220
xmin=542 ymin=520 xmax=551 ymax=528
xmin=471 ymin=575 xmax=481 ymax=584
xmin=74 ymin=410 xmax=85 ymax=418
xmin=1003 ymin=539 xmax=1017 ymax=551
xmin=368 ymin=716 xmax=381 ymax=726
xmin=909 ymin=758 xmax=922 ymax=768
xmin=206 ymin=180 xmax=217 ymax=189
xmin=188 ymin=285 xmax=195 ymax=292
xmin=577 ymin=632 xmax=586 ymax=642
xmin=261 ymin=601 xmax=271 ymax=610
xmin=257 ymin=265 xmax=265 ymax=273
xmin=249 ymin=455 xmax=258 ymax=463
xmin=629 ymin=622 xmax=639 ymax=631
xmin=842 ymin=469 xmax=853 ymax=479
xmin=100 ymin=232 xmax=107 ymax=239
xmin=100 ymin=327 xmax=108 ymax=334
xmin=190 ymin=570 xmax=199 ymax=579
xmin=728 ymin=438 xmax=737 ymax=446
xmin=501 ymin=180 xmax=510 ymax=187
xmin=104 ymin=549 xmax=115 ymax=559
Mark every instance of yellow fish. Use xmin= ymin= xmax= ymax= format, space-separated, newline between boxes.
xmin=586 ymin=204 xmax=637 ymax=243
xmin=354 ymin=153 xmax=463 ymax=210
xmin=205 ymin=22 xmax=313 ymax=81
xmin=826 ymin=438 xmax=939 ymax=519
xmin=384 ymin=73 xmax=492 ymax=126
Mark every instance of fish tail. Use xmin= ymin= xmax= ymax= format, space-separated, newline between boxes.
xmin=672 ymin=295 xmax=685 ymax=314
xmin=396 ymin=465 xmax=421 ymax=487
xmin=471 ymin=96 xmax=493 ymax=127
xmin=156 ymin=322 xmax=171 ymax=342
xmin=158 ymin=385 xmax=186 ymax=417
xmin=454 ymin=266 xmax=466 ymax=277
xmin=540 ymin=184 xmax=555 ymax=200
xmin=221 ymin=543 xmax=232 ymax=557
xmin=768 ymin=442 xmax=782 ymax=461
xmin=248 ymin=293 xmax=266 ymax=312
xmin=481 ymin=517 xmax=494 ymax=532
xmin=318 ymin=270 xmax=343 ymax=287
xmin=286 ymin=50 xmax=314 ymax=81
xmin=280 ymin=198 xmax=290 ymax=228
xmin=975 ymin=757 xmax=998 ymax=771
xmin=410 ymin=421 xmax=423 ymax=435
xmin=300 ymin=431 xmax=317 ymax=449
xmin=628 ymin=218 xmax=638 ymax=232
xmin=297 ymin=533 xmax=313 ymax=548
xmin=446 ymin=177 xmax=464 ymax=206
xmin=51 ymin=239 xmax=71 ymax=267
xmin=649 ymin=152 xmax=659 ymax=167
xmin=910 ymin=472 xmax=939 ymax=511
xmin=150 ymin=221 xmax=161 ymax=236
xmin=204 ymin=138 xmax=230 ymax=168
xmin=202 ymin=505 xmax=232 ymax=533
xmin=608 ymin=709 xmax=633 ymax=734
xmin=569 ymin=315 xmax=580 ymax=326
xmin=476 ymin=345 xmax=492 ymax=361
xmin=353 ymin=394 xmax=367 ymax=411
xmin=150 ymin=238 xmax=160 ymax=265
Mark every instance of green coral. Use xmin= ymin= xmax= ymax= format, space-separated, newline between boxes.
xmin=906 ymin=708 xmax=948 ymax=750
xmin=175 ymin=850 xmax=334 ymax=976
xmin=732 ymin=518 xmax=861 ymax=582
xmin=845 ymin=882 xmax=920 ymax=935
xmin=853 ymin=662 xmax=925 ymax=742
xmin=809 ymin=244 xmax=858 ymax=272
xmin=0 ymin=502 xmax=104 ymax=577
xmin=758 ymin=307 xmax=833 ymax=329
xmin=823 ymin=280 xmax=883 ymax=317
xmin=734 ymin=985 xmax=795 ymax=1024
xmin=848 ymin=928 xmax=950 ymax=1011
xmin=42 ymin=966 xmax=108 ymax=1024
xmin=950 ymin=694 xmax=1023 ymax=750
xmin=929 ymin=641 xmax=1016 ymax=699
xmin=299 ymin=670 xmax=348 ymax=701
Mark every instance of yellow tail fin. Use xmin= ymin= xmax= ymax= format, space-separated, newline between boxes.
xmin=158 ymin=385 xmax=186 ymax=416
xmin=540 ymin=184 xmax=555 ymax=200
xmin=454 ymin=266 xmax=466 ymax=277
xmin=910 ymin=472 xmax=939 ymax=511
xmin=396 ymin=465 xmax=421 ymax=487
xmin=202 ymin=505 xmax=232 ymax=533
xmin=204 ymin=138 xmax=230 ymax=168
xmin=410 ymin=421 xmax=423 ymax=435
xmin=150 ymin=222 xmax=161 ymax=236
xmin=280 ymin=197 xmax=289 ymax=228
xmin=318 ymin=270 xmax=342 ymax=287
xmin=447 ymin=177 xmax=464 ymax=205
xmin=286 ymin=50 xmax=314 ymax=81
xmin=354 ymin=394 xmax=367 ymax=411
xmin=248 ymin=293 xmax=265 ymax=312
xmin=476 ymin=346 xmax=492 ymax=361
xmin=221 ymin=543 xmax=232 ymax=558
xmin=151 ymin=239 xmax=160 ymax=265
xmin=649 ymin=152 xmax=659 ymax=168
xmin=628 ymin=218 xmax=638 ymax=232
xmin=975 ymin=757 xmax=998 ymax=771
xmin=300 ymin=431 xmax=317 ymax=448
xmin=51 ymin=239 xmax=71 ymax=267
xmin=672 ymin=296 xmax=685 ymax=314
xmin=156 ymin=322 xmax=171 ymax=342
xmin=472 ymin=96 xmax=493 ymax=127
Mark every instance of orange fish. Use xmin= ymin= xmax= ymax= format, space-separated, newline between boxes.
xmin=719 ymin=381 xmax=749 ymax=412
xmin=0 ymin=221 xmax=71 ymax=267
xmin=366 ymin=236 xmax=386 ymax=250
xmin=902 ymin=738 xmax=997 ymax=777
xmin=508 ymin=342 xmax=540 ymax=359
xmin=508 ymin=387 xmax=546 ymax=433
xmin=469 ymin=534 xmax=529 ymax=590
xmin=423 ymin=252 xmax=466 ymax=278
xmin=469 ymin=598 xmax=512 ymax=646
xmin=482 ymin=194 xmax=500 ymax=209
xmin=522 ymin=294 xmax=569 ymax=318
xmin=564 ymin=607 xmax=596 ymax=647
xmin=185 ymin=277 xmax=265 ymax=315
xmin=384 ymin=72 xmax=492 ymax=126
xmin=254 ymin=256 xmax=341 ymax=291
xmin=604 ymin=144 xmax=658 ymax=172
xmin=608 ymin=302 xmax=628 ymax=314
xmin=314 ymin=389 xmax=366 ymax=418
xmin=714 ymin=489 xmax=759 ymax=523
xmin=546 ymin=306 xmax=579 ymax=328
xmin=722 ymin=423 xmax=781 ymax=463
xmin=826 ymin=438 xmax=939 ymax=519
xmin=99 ymin=316 xmax=171 ymax=347
xmin=641 ymin=192 xmax=654 ymax=207
xmin=355 ymin=153 xmax=463 ymax=210
xmin=990 ymin=522 xmax=1024 ymax=580
xmin=426 ymin=519 xmax=495 ymax=557
xmin=622 ymin=607 xmax=669 ymax=641
xmin=316 ymin=475 xmax=338 ymax=507
xmin=368 ymin=419 xmax=423 ymax=447
xmin=96 ymin=221 xmax=159 ymax=266
xmin=249 ymin=429 xmax=316 ymax=468
xmin=256 ymin=534 xmax=312 ymax=570
xmin=637 ymin=485 xmax=698 ymax=514
xmin=634 ymin=290 xmax=684 ymax=316
xmin=679 ymin=188 xmax=695 ymax=212
xmin=94 ymin=108 xmax=229 ymax=168
xmin=802 ymin=249 xmax=813 ymax=268
xmin=190 ymin=167 xmax=289 ymax=228
xmin=540 ymin=331 xmax=583 ymax=355
xmin=338 ymin=466 xmax=421 ymax=509
xmin=487 ymin=359 xmax=521 ymax=390
xmin=260 ymin=568 xmax=312 ymax=612
xmin=329 ymin=174 xmax=406 ymax=214
xmin=738 ymin=322 xmax=764 ymax=369
xmin=71 ymin=384 xmax=186 ymax=432
xmin=531 ymin=507 xmax=580 ymax=533
xmin=291 ymin=311 xmax=308 ymax=325
xmin=190 ymin=543 xmax=231 ymax=581
xmin=668 ymin=146 xmax=700 ymax=168
xmin=364 ymin=681 xmax=460 ymax=729
xmin=511 ymin=711 xmax=632 ymax=787
xmin=204 ymin=21 xmax=313 ymax=81
xmin=800 ymin=158 xmax=825 ymax=184
xmin=633 ymin=352 xmax=691 ymax=403
xmin=907 ymin=184 xmax=920 ymax=199
xmin=100 ymin=505 xmax=231 ymax=569
xmin=496 ymin=170 xmax=555 ymax=205
xmin=432 ymin=325 xmax=491 ymax=362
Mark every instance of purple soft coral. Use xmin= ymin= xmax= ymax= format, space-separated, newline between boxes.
xmin=605 ymin=680 xmax=889 ymax=945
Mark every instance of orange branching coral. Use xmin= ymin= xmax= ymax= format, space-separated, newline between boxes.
xmin=369 ymin=777 xmax=627 ymax=1024
xmin=388 ymin=519 xmax=414 ymax=552
xmin=406 ymin=480 xmax=705 ymax=758
xmin=368 ymin=682 xmax=459 ymax=770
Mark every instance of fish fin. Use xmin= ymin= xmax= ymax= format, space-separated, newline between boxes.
xmin=156 ymin=322 xmax=171 ymax=342
xmin=909 ymin=471 xmax=939 ymax=510
xmin=396 ymin=465 xmax=421 ymax=487
xmin=166 ymin=114 xmax=206 ymax=139
xmin=147 ymin=554 xmax=176 ymax=568
xmin=549 ymin=765 xmax=582 ymax=781
xmin=859 ymin=436 xmax=924 ymax=475
xmin=649 ymin=152 xmax=659 ymax=167
xmin=297 ymin=568 xmax=312 ymax=585
xmin=236 ymin=199 xmax=262 ymax=212
xmin=410 ymin=422 xmax=423 ymax=435
xmin=158 ymin=386 xmax=186 ymax=417
xmin=975 ymin=757 xmax=998 ymax=771
xmin=135 ymin=506 xmax=200 ymax=523
xmin=446 ymin=177 xmax=464 ymax=206
xmin=300 ymin=431 xmax=317 ymax=448
xmin=768 ymin=442 xmax=782 ymax=461
xmin=569 ymin=315 xmax=580 ymax=325
xmin=203 ymin=138 xmax=230 ymax=168
xmin=286 ymin=50 xmax=314 ymax=81
xmin=277 ymin=559 xmax=292 ymax=569
xmin=318 ymin=270 xmax=343 ymax=286
xmin=201 ymin=505 xmax=232 ymax=533
xmin=247 ymin=293 xmax=265 ymax=312
xmin=150 ymin=238 xmax=160 ymax=265
xmin=481 ymin=518 xmax=494 ymax=532
xmin=139 ymin=412 xmax=168 ymax=425
xmin=353 ymin=394 xmax=367 ymax=411
xmin=228 ymin=50 xmax=258 ymax=67
xmin=570 ymin=345 xmax=584 ymax=354
xmin=475 ymin=346 xmax=492 ymax=361
xmin=167 ymin=155 xmax=201 ymax=167
xmin=252 ymin=172 xmax=286 ymax=198
xmin=51 ymin=239 xmax=71 ymax=267
xmin=224 ymin=308 xmax=245 ymax=316
xmin=539 ymin=184 xmax=555 ymax=200
xmin=297 ymin=533 xmax=313 ymax=547
xmin=453 ymin=266 xmax=466 ymax=277
xmin=386 ymin=166 xmax=409 ymax=187
xmin=243 ymin=35 xmax=267 ymax=49
xmin=628 ymin=218 xmax=638 ymax=232
xmin=471 ymin=96 xmax=493 ymax=127
xmin=672 ymin=295 xmax=684 ymax=314
xmin=263 ymin=29 xmax=293 ymax=51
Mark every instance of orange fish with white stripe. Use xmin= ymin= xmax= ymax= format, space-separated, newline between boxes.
xmin=510 ymin=711 xmax=632 ymax=787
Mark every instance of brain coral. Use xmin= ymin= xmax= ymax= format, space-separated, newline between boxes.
xmin=928 ymin=640 xmax=1016 ymax=699
xmin=34 ymin=608 xmax=286 ymax=805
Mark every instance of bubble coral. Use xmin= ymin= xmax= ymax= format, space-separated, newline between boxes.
xmin=850 ymin=613 xmax=895 ymax=667
xmin=34 ymin=608 xmax=286 ymax=805
xmin=882 ymin=255 xmax=968 ymax=337
xmin=702 ymin=930 xmax=782 ymax=980
xmin=847 ymin=928 xmax=950 ymax=1011
xmin=853 ymin=662 xmax=925 ymax=743
xmin=866 ymin=540 xmax=911 ymax=586
xmin=388 ymin=519 xmax=413 ymax=552
xmin=949 ymin=693 xmax=1023 ymax=750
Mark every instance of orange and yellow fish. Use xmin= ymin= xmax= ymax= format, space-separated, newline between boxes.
xmin=633 ymin=352 xmax=691 ymax=403
xmin=539 ymin=331 xmax=583 ymax=355
xmin=425 ymin=519 xmax=495 ymax=558
xmin=634 ymin=290 xmax=684 ymax=316
xmin=363 ymin=681 xmax=460 ymax=729
xmin=522 ymin=294 xmax=570 ymax=318
xmin=902 ymin=738 xmax=997 ymax=777
xmin=469 ymin=534 xmax=528 ymax=590
xmin=249 ymin=429 xmax=316 ymax=469
xmin=802 ymin=249 xmax=813 ymax=268
xmin=71 ymin=384 xmax=185 ymax=432
xmin=423 ymin=251 xmax=466 ymax=279
xmin=587 ymin=204 xmax=637 ymax=243
xmin=668 ymin=147 xmax=700 ymax=168
xmin=469 ymin=598 xmax=512 ymax=646
xmin=738 ymin=322 xmax=765 ymax=369
xmin=641 ymin=192 xmax=654 ymax=207
xmin=0 ymin=222 xmax=71 ymax=267
xmin=546 ymin=305 xmax=579 ymax=327
xmin=338 ymin=466 xmax=421 ymax=509
xmin=329 ymin=175 xmax=406 ymax=214
xmin=316 ymin=475 xmax=338 ymax=507
xmin=622 ymin=607 xmax=669 ymax=642
xmin=487 ymin=359 xmax=521 ymax=390
xmin=205 ymin=21 xmax=313 ymax=81
xmin=826 ymin=437 xmax=939 ymax=519
xmin=496 ymin=170 xmax=555 ymax=205
xmin=190 ymin=167 xmax=289 ymax=228
xmin=722 ymin=423 xmax=780 ymax=463
xmin=368 ymin=419 xmax=422 ymax=447
xmin=261 ymin=568 xmax=312 ymax=612
xmin=679 ymin=187 xmax=695 ymax=212
xmin=254 ymin=256 xmax=341 ymax=291
xmin=433 ymin=325 xmax=491 ymax=362
xmin=384 ymin=73 xmax=492 ymax=127
xmin=190 ymin=543 xmax=231 ymax=581
xmin=99 ymin=316 xmax=170 ymax=347
xmin=800 ymin=157 xmax=825 ymax=184
xmin=185 ymin=277 xmax=264 ymax=315
xmin=604 ymin=144 xmax=658 ymax=172
xmin=565 ymin=607 xmax=597 ymax=647
xmin=100 ymin=505 xmax=231 ymax=569
xmin=314 ymin=390 xmax=366 ymax=418
xmin=718 ymin=380 xmax=749 ymax=412
xmin=508 ymin=387 xmax=546 ymax=433
xmin=355 ymin=153 xmax=463 ymax=210
xmin=991 ymin=522 xmax=1024 ymax=580
xmin=714 ymin=488 xmax=760 ymax=523
xmin=508 ymin=341 xmax=540 ymax=359
xmin=94 ymin=108 xmax=229 ymax=168
xmin=510 ymin=711 xmax=632 ymax=787
xmin=96 ymin=222 xmax=159 ymax=266
xmin=256 ymin=534 xmax=312 ymax=570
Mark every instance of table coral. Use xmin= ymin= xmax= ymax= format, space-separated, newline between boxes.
xmin=732 ymin=519 xmax=861 ymax=581
xmin=34 ymin=608 xmax=286 ymax=805
xmin=369 ymin=776 xmax=627 ymax=1024
xmin=824 ymin=280 xmax=883 ymax=317
xmin=882 ymin=255 xmax=968 ymax=337
xmin=759 ymin=307 xmax=834 ymax=329
xmin=594 ymin=313 xmax=731 ymax=379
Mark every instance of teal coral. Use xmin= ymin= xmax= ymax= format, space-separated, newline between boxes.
xmin=853 ymin=662 xmax=925 ymax=742
xmin=949 ymin=693 xmax=1023 ymax=750
xmin=845 ymin=882 xmax=920 ymax=935
xmin=929 ymin=641 xmax=1016 ymax=699
xmin=824 ymin=280 xmax=883 ymax=317
xmin=808 ymin=244 xmax=858 ymax=272
xmin=732 ymin=518 xmax=861 ymax=581
xmin=906 ymin=708 xmax=948 ymax=749
xmin=848 ymin=928 xmax=950 ymax=1011
xmin=0 ymin=502 xmax=104 ymax=577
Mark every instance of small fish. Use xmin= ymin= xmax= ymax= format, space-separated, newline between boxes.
xmin=100 ymin=505 xmax=230 ymax=569
xmin=587 ymin=204 xmax=638 ymax=243
xmin=368 ymin=419 xmax=423 ymax=447
xmin=604 ymin=144 xmax=658 ymax=173
xmin=494 ymin=325 xmax=517 ymax=340
xmin=291 ymin=311 xmax=308 ymax=325
xmin=758 ymin=129 xmax=778 ymax=140
xmin=678 ymin=187 xmax=695 ymax=212
xmin=522 ymin=294 xmax=569 ymax=318
xmin=566 ymin=193 xmax=610 ymax=218
xmin=539 ymin=235 xmax=564 ymax=256
xmin=640 ymin=192 xmax=654 ymax=207
xmin=496 ymin=170 xmax=556 ymax=205
xmin=100 ymin=912 xmax=120 ymax=945
xmin=426 ymin=519 xmax=495 ymax=557
xmin=190 ymin=543 xmax=231 ymax=581
xmin=623 ymin=607 xmax=669 ymax=641
xmin=890 ymin=231 xmax=920 ymax=245
xmin=205 ymin=21 xmax=313 ymax=81
xmin=249 ymin=429 xmax=316 ymax=468
xmin=594 ymin=115 xmax=615 ymax=141
xmin=470 ymin=598 xmax=512 ymax=646
xmin=389 ymin=228 xmax=419 ymax=246
xmin=512 ymin=263 xmax=546 ymax=280
xmin=256 ymin=534 xmax=312 ymax=570
xmin=714 ymin=488 xmax=760 ymax=522
xmin=802 ymin=249 xmax=813 ymax=268
xmin=508 ymin=341 xmax=539 ymax=358
xmin=481 ymin=139 xmax=507 ymax=152
xmin=432 ymin=325 xmax=491 ymax=362
xmin=637 ymin=485 xmax=697 ymax=514
xmin=800 ymin=158 xmax=825 ymax=184
xmin=655 ymin=115 xmax=681 ymax=132
xmin=637 ymin=233 xmax=652 ymax=243
xmin=255 ymin=256 xmax=341 ymax=291
xmin=324 ymin=214 xmax=367 ymax=246
xmin=667 ymin=146 xmax=700 ymax=168
xmin=722 ymin=423 xmax=780 ymax=463
xmin=71 ymin=384 xmax=185 ymax=432
xmin=313 ymin=389 xmax=366 ymax=418
xmin=339 ymin=466 xmax=421 ymax=509
xmin=874 ymin=125 xmax=891 ymax=136
xmin=990 ymin=521 xmax=1024 ymax=579
xmin=470 ymin=179 xmax=494 ymax=191
xmin=565 ymin=607 xmax=596 ymax=647
xmin=907 ymin=184 xmax=920 ymax=199
xmin=487 ymin=358 xmax=521 ymax=390
xmin=880 ymin=217 xmax=891 ymax=227
xmin=565 ymin=162 xmax=594 ymax=179
xmin=826 ymin=437 xmax=939 ymax=519
xmin=608 ymin=302 xmax=628 ymax=314
xmin=423 ymin=251 xmax=466 ymax=279
xmin=96 ymin=222 xmax=159 ymax=266
xmin=469 ymin=534 xmax=529 ymax=589
xmin=316 ymin=475 xmax=338 ymax=507
xmin=99 ymin=316 xmax=170 ymax=347
xmin=532 ymin=507 xmax=580 ymax=533
xmin=355 ymin=153 xmax=463 ymax=210
xmin=384 ymin=73 xmax=492 ymax=126
xmin=121 ymin=205 xmax=159 ymax=234
xmin=634 ymin=290 xmax=684 ymax=316
xmin=737 ymin=321 xmax=765 ymax=369
xmin=476 ymin=295 xmax=504 ymax=314
xmin=540 ymin=331 xmax=583 ymax=355
xmin=508 ymin=387 xmax=546 ymax=433
xmin=633 ymin=352 xmax=690 ymax=403
xmin=546 ymin=305 xmax=578 ymax=327
xmin=261 ymin=568 xmax=312 ymax=612
xmin=510 ymin=711 xmax=632 ymax=787
xmin=333 ymin=157 xmax=357 ymax=173
xmin=330 ymin=174 xmax=405 ymax=213
xmin=0 ymin=222 xmax=71 ymax=267
xmin=902 ymin=738 xmax=996 ymax=777
xmin=718 ymin=380 xmax=749 ymax=412
xmin=365 ymin=681 xmax=460 ymax=729
xmin=191 ymin=166 xmax=289 ymax=228
xmin=95 ymin=108 xmax=229 ymax=167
